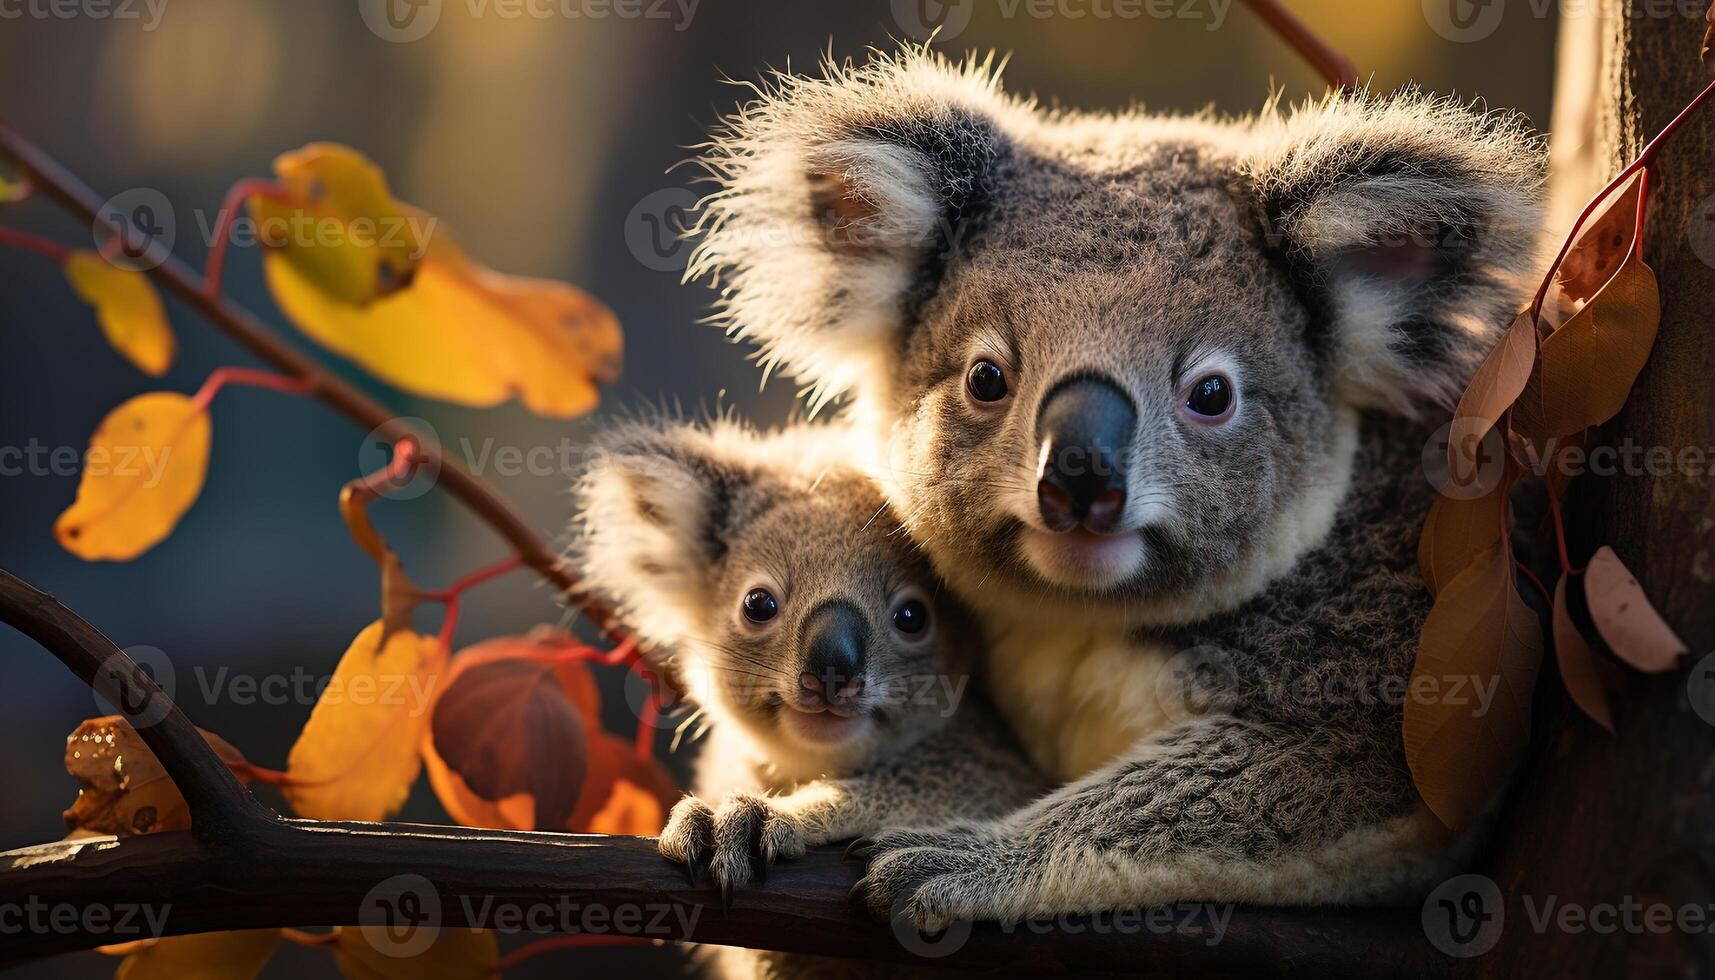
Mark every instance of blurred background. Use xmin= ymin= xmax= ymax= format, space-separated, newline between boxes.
xmin=0 ymin=0 xmax=1555 ymax=975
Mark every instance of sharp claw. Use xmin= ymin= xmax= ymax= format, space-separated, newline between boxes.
xmin=719 ymin=879 xmax=734 ymax=912
xmin=845 ymin=837 xmax=874 ymax=860
xmin=847 ymin=877 xmax=869 ymax=907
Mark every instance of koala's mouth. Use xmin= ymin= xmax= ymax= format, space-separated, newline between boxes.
xmin=777 ymin=704 xmax=874 ymax=745
xmin=1018 ymin=526 xmax=1147 ymax=589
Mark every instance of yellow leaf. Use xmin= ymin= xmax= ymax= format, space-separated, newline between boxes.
xmin=1553 ymin=576 xmax=1614 ymax=733
xmin=54 ymin=392 xmax=212 ymax=561
xmin=283 ymin=622 xmax=442 ymax=821
xmin=116 ymin=931 xmax=282 ymax=980
xmin=334 ymin=926 xmax=497 ymax=980
xmin=248 ymin=144 xmax=425 ymax=305
xmin=264 ymin=225 xmax=620 ymax=418
xmin=63 ymin=716 xmax=248 ymax=837
xmin=1404 ymin=543 xmax=1544 ymax=830
xmin=63 ymin=251 xmax=177 ymax=376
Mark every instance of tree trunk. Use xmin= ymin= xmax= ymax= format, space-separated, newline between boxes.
xmin=1480 ymin=3 xmax=1715 ymax=977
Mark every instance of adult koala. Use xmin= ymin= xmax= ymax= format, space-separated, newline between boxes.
xmin=687 ymin=48 xmax=1543 ymax=927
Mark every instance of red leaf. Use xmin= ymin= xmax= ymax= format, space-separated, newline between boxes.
xmin=429 ymin=652 xmax=590 ymax=828
xmin=1584 ymin=546 xmax=1687 ymax=672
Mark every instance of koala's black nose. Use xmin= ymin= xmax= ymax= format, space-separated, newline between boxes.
xmin=798 ymin=600 xmax=867 ymax=707
xmin=1036 ymin=374 xmax=1135 ymax=534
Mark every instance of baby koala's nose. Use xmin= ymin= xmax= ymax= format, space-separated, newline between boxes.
xmin=798 ymin=600 xmax=867 ymax=708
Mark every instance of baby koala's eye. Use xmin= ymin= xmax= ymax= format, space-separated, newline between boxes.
xmin=891 ymin=598 xmax=930 ymax=636
xmin=1183 ymin=373 xmax=1235 ymax=423
xmin=741 ymin=587 xmax=779 ymax=624
xmin=966 ymin=360 xmax=1009 ymax=404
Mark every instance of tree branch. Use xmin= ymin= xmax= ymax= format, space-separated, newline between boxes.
xmin=0 ymin=120 xmax=615 ymax=633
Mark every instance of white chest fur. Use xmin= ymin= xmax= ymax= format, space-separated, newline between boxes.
xmin=982 ymin=622 xmax=1181 ymax=783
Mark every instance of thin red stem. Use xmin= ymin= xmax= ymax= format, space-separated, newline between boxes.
xmin=190 ymin=366 xmax=317 ymax=414
xmin=1532 ymin=79 xmax=1713 ymax=317
xmin=1237 ymin=0 xmax=1359 ymax=89
xmin=1545 ymin=482 xmax=1581 ymax=578
xmin=202 ymin=178 xmax=294 ymax=299
xmin=419 ymin=556 xmax=526 ymax=605
xmin=1514 ymin=559 xmax=1552 ymax=608
xmin=0 ymin=225 xmax=70 ymax=262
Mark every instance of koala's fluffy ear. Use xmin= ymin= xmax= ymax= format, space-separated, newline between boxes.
xmin=688 ymin=49 xmax=1013 ymax=409
xmin=571 ymin=422 xmax=754 ymax=651
xmin=1247 ymin=90 xmax=1545 ymax=413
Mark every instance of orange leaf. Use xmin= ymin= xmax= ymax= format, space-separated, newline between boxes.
xmin=1404 ymin=543 xmax=1544 ymax=830
xmin=1418 ymin=482 xmax=1509 ymax=597
xmin=248 ymin=143 xmax=425 ymax=306
xmin=1553 ymin=576 xmax=1613 ymax=733
xmin=116 ymin=930 xmax=282 ymax=980
xmin=1583 ymin=546 xmax=1687 ymax=672
xmin=64 ymin=251 xmax=177 ymax=376
xmin=425 ymin=634 xmax=596 ymax=829
xmin=334 ymin=924 xmax=497 ymax=980
xmin=283 ymin=622 xmax=442 ymax=821
xmin=1449 ymin=309 xmax=1536 ymax=474
xmin=54 ymin=392 xmax=212 ymax=561
xmin=263 ymin=209 xmax=619 ymax=418
xmin=63 ymin=716 xmax=248 ymax=836
xmin=570 ymin=732 xmax=679 ymax=836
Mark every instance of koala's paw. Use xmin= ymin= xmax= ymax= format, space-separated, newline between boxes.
xmin=848 ymin=826 xmax=1015 ymax=933
xmin=658 ymin=795 xmax=716 ymax=882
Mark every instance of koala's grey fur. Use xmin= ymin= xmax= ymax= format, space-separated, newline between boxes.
xmin=685 ymin=47 xmax=1546 ymax=928
xmin=570 ymin=418 xmax=1046 ymax=968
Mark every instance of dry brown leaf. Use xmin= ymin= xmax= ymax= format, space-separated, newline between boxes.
xmin=63 ymin=717 xmax=247 ymax=836
xmin=1449 ymin=309 xmax=1537 ymax=476
xmin=115 ymin=930 xmax=282 ymax=980
xmin=1703 ymin=1 xmax=1715 ymax=74
xmin=1553 ymin=576 xmax=1613 ymax=733
xmin=1404 ymin=543 xmax=1544 ymax=830
xmin=1584 ymin=546 xmax=1687 ymax=672
xmin=1515 ymin=172 xmax=1660 ymax=444
xmin=1418 ymin=484 xmax=1509 ymax=598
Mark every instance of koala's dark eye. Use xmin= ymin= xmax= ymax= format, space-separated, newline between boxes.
xmin=1184 ymin=374 xmax=1234 ymax=422
xmin=891 ymin=598 xmax=930 ymax=636
xmin=741 ymin=588 xmax=779 ymax=624
xmin=966 ymin=360 xmax=1009 ymax=403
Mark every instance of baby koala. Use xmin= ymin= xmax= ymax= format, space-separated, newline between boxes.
xmin=572 ymin=418 xmax=1043 ymax=899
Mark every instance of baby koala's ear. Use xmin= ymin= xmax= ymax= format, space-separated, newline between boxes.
xmin=572 ymin=422 xmax=753 ymax=650
xmin=689 ymin=49 xmax=1010 ymax=407
xmin=1248 ymin=90 xmax=1546 ymax=414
